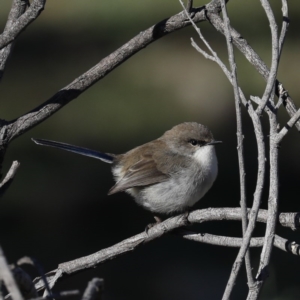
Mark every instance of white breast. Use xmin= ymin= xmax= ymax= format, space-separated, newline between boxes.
xmin=135 ymin=145 xmax=218 ymax=214
xmin=193 ymin=145 xmax=218 ymax=181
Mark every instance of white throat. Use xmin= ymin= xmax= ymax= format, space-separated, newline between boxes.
xmin=193 ymin=145 xmax=218 ymax=177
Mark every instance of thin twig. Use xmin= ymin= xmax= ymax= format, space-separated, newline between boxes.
xmin=276 ymin=108 xmax=300 ymax=143
xmin=0 ymin=161 xmax=20 ymax=198
xmin=220 ymin=0 xmax=254 ymax=289
xmin=33 ymin=270 xmax=63 ymax=293
xmin=81 ymin=278 xmax=104 ymax=300
xmin=247 ymin=4 xmax=287 ymax=298
xmin=178 ymin=229 xmax=300 ymax=255
xmin=186 ymin=0 xmax=193 ymax=12
xmin=178 ymin=0 xmax=233 ymax=84
xmin=222 ymin=102 xmax=265 ymax=299
xmin=278 ymin=0 xmax=289 ymax=56
xmin=247 ymin=110 xmax=279 ymax=299
xmin=256 ymin=0 xmax=279 ymax=115
xmin=17 ymin=257 xmax=53 ymax=298
xmin=0 ymin=0 xmax=45 ymax=50
xmin=206 ymin=10 xmax=300 ymax=130
xmin=0 ymin=0 xmax=28 ymax=82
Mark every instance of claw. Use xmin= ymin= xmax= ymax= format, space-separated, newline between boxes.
xmin=145 ymin=215 xmax=162 ymax=233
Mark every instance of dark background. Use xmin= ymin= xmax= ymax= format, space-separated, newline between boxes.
xmin=1 ymin=1 xmax=300 ymax=299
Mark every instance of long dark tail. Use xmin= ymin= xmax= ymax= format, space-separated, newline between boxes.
xmin=32 ymin=138 xmax=114 ymax=164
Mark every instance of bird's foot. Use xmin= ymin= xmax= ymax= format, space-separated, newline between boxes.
xmin=145 ymin=215 xmax=162 ymax=233
xmin=182 ymin=211 xmax=191 ymax=226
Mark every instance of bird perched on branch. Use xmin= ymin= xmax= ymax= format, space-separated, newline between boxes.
xmin=32 ymin=122 xmax=221 ymax=215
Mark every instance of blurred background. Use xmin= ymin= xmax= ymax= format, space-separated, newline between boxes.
xmin=1 ymin=1 xmax=300 ymax=299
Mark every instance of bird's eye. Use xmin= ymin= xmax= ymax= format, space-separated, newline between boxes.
xmin=189 ymin=139 xmax=198 ymax=146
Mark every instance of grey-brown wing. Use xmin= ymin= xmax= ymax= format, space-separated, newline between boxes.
xmin=108 ymin=158 xmax=169 ymax=195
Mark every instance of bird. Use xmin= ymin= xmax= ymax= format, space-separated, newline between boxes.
xmin=32 ymin=122 xmax=221 ymax=216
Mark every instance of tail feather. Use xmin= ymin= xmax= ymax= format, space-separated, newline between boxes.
xmin=32 ymin=138 xmax=114 ymax=164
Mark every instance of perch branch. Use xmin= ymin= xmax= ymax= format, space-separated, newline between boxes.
xmin=32 ymin=208 xmax=300 ymax=292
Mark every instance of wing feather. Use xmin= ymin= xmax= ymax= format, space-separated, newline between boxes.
xmin=108 ymin=157 xmax=169 ymax=195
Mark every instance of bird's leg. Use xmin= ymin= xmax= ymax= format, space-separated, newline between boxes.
xmin=145 ymin=215 xmax=163 ymax=233
xmin=182 ymin=210 xmax=191 ymax=226
xmin=154 ymin=215 xmax=162 ymax=223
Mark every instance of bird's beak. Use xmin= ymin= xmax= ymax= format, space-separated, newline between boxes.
xmin=207 ymin=140 xmax=222 ymax=146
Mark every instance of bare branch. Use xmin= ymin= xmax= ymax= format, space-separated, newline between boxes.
xmin=4 ymin=1 xmax=223 ymax=143
xmin=256 ymin=0 xmax=279 ymax=115
xmin=33 ymin=270 xmax=63 ymax=293
xmin=276 ymin=108 xmax=300 ymax=143
xmin=82 ymin=278 xmax=104 ymax=300
xmin=247 ymin=5 xmax=287 ymax=298
xmin=185 ymin=2 xmax=266 ymax=296
xmin=279 ymin=212 xmax=300 ymax=231
xmin=32 ymin=208 xmax=300 ymax=292
xmin=17 ymin=257 xmax=53 ymax=299
xmin=186 ymin=0 xmax=193 ymax=12
xmin=178 ymin=0 xmax=233 ymax=84
xmin=0 ymin=161 xmax=20 ymax=198
xmin=2 ymin=0 xmax=297 ymax=144
xmin=206 ymin=11 xmax=300 ymax=130
xmin=0 ymin=0 xmax=28 ymax=81
xmin=248 ymin=111 xmax=279 ymax=299
xmin=220 ymin=0 xmax=253 ymax=289
xmin=178 ymin=229 xmax=300 ymax=255
xmin=279 ymin=0 xmax=289 ymax=56
xmin=0 ymin=0 xmax=45 ymax=51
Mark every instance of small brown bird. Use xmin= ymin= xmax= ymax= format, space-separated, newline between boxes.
xmin=32 ymin=122 xmax=221 ymax=214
